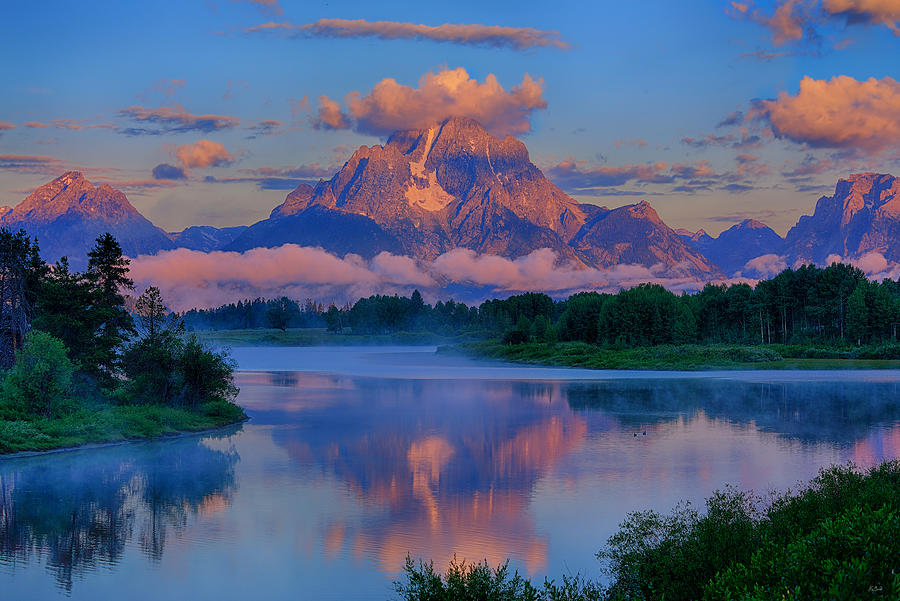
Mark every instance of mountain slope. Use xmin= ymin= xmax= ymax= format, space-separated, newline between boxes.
xmin=570 ymin=202 xmax=724 ymax=277
xmin=783 ymin=173 xmax=900 ymax=264
xmin=0 ymin=171 xmax=174 ymax=266
xmin=225 ymin=205 xmax=404 ymax=257
xmin=170 ymin=225 xmax=249 ymax=252
xmin=680 ymin=220 xmax=784 ymax=276
xmin=254 ymin=117 xmax=716 ymax=276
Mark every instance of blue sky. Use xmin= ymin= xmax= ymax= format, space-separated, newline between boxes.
xmin=2 ymin=0 xmax=899 ymax=234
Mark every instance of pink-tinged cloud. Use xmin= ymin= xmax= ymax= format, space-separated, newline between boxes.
xmin=289 ymin=95 xmax=310 ymax=121
xmin=735 ymin=153 xmax=770 ymax=177
xmin=823 ymin=0 xmax=900 ymax=33
xmin=822 ymin=251 xmax=900 ymax=280
xmin=118 ymin=105 xmax=240 ymax=135
xmin=546 ymin=159 xmax=671 ymax=188
xmin=137 ymin=78 xmax=186 ymax=101
xmin=314 ymin=95 xmax=349 ymax=130
xmin=246 ymin=119 xmax=283 ymax=136
xmin=175 ymin=139 xmax=236 ymax=168
xmin=741 ymin=254 xmax=788 ymax=278
xmin=0 ymin=122 xmax=14 ymax=131
xmin=236 ymin=0 xmax=283 ymax=16
xmin=129 ymin=246 xmax=710 ymax=311
xmin=246 ymin=18 xmax=569 ymax=51
xmin=24 ymin=121 xmax=49 ymax=129
xmin=781 ymin=154 xmax=838 ymax=178
xmin=0 ymin=154 xmax=62 ymax=175
xmin=314 ymin=67 xmax=546 ymax=137
xmin=732 ymin=0 xmax=900 ymax=46
xmin=614 ymin=138 xmax=648 ymax=148
xmin=753 ymin=75 xmax=900 ymax=153
xmin=243 ymin=162 xmax=335 ymax=178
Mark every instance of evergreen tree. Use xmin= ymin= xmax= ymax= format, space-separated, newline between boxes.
xmin=32 ymin=257 xmax=98 ymax=362
xmin=86 ymin=233 xmax=135 ymax=383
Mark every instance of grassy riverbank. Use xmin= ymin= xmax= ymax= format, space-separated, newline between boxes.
xmin=191 ymin=327 xmax=464 ymax=347
xmin=0 ymin=398 xmax=246 ymax=455
xmin=446 ymin=340 xmax=900 ymax=370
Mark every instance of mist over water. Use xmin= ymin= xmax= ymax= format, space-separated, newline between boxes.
xmin=2 ymin=347 xmax=899 ymax=600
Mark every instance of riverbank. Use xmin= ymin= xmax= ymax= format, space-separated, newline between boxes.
xmin=0 ymin=399 xmax=247 ymax=455
xmin=191 ymin=327 xmax=462 ymax=347
xmin=446 ymin=340 xmax=900 ymax=370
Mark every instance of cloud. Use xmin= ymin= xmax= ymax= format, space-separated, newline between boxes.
xmin=546 ymin=159 xmax=671 ymax=188
xmin=614 ymin=138 xmax=648 ymax=148
xmin=313 ymin=67 xmax=547 ymax=137
xmin=546 ymin=158 xmax=735 ymax=192
xmin=821 ymin=251 xmax=900 ymax=279
xmin=731 ymin=0 xmax=900 ymax=48
xmin=741 ymin=254 xmax=788 ymax=278
xmin=117 ymin=105 xmax=240 ymax=135
xmin=175 ymin=139 xmax=236 ymax=168
xmin=781 ymin=154 xmax=838 ymax=179
xmin=129 ymin=246 xmax=710 ymax=311
xmin=136 ymin=78 xmax=186 ymax=102
xmin=823 ymin=0 xmax=900 ymax=33
xmin=0 ymin=122 xmax=15 ymax=133
xmin=203 ymin=162 xmax=336 ymax=190
xmin=735 ymin=153 xmax=770 ymax=177
xmin=313 ymin=95 xmax=349 ymax=130
xmin=24 ymin=121 xmax=49 ymax=129
xmin=0 ymin=154 xmax=62 ymax=175
xmin=245 ymin=18 xmax=569 ymax=51
xmin=288 ymin=95 xmax=310 ymax=121
xmin=751 ymin=75 xmax=900 ymax=153
xmin=245 ymin=119 xmax=283 ymax=137
xmin=243 ymin=163 xmax=335 ymax=179
xmin=236 ymin=0 xmax=282 ymax=16
xmin=152 ymin=163 xmax=187 ymax=180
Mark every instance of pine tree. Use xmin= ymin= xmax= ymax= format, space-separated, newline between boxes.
xmin=86 ymin=233 xmax=135 ymax=383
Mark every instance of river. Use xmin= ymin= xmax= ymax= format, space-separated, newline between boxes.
xmin=2 ymin=346 xmax=899 ymax=599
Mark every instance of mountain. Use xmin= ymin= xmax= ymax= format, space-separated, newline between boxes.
xmin=170 ymin=225 xmax=248 ymax=252
xmin=571 ymin=202 xmax=722 ymax=277
xmin=0 ymin=171 xmax=174 ymax=267
xmin=783 ymin=173 xmax=900 ymax=264
xmin=231 ymin=116 xmax=718 ymax=277
xmin=224 ymin=204 xmax=404 ymax=256
xmin=680 ymin=220 xmax=784 ymax=276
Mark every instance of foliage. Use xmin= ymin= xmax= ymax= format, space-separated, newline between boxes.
xmin=86 ymin=233 xmax=136 ymax=383
xmin=0 ymin=230 xmax=245 ymax=455
xmin=598 ymin=461 xmax=900 ymax=601
xmin=1 ymin=331 xmax=75 ymax=418
xmin=393 ymin=556 xmax=603 ymax=601
xmin=0 ymin=401 xmax=245 ymax=454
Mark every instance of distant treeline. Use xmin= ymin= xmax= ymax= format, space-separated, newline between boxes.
xmin=185 ymin=262 xmax=900 ymax=348
xmin=182 ymin=298 xmax=327 ymax=331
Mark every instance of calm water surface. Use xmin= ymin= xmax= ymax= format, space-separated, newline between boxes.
xmin=2 ymin=346 xmax=900 ymax=600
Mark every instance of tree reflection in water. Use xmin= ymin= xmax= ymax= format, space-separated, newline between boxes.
xmin=0 ymin=430 xmax=240 ymax=592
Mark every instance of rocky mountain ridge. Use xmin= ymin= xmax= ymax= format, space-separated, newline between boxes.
xmin=4 ymin=124 xmax=899 ymax=283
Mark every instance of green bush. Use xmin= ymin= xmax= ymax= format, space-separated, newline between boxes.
xmin=1 ymin=330 xmax=75 ymax=418
xmin=598 ymin=461 xmax=900 ymax=601
xmin=393 ymin=556 xmax=603 ymax=601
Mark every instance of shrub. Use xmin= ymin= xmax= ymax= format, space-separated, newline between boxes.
xmin=597 ymin=461 xmax=900 ymax=601
xmin=1 ymin=330 xmax=75 ymax=418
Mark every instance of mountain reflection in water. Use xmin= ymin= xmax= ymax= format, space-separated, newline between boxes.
xmin=2 ymin=352 xmax=900 ymax=600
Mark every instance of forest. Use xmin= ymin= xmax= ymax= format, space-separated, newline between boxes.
xmin=0 ymin=228 xmax=244 ymax=453
xmin=184 ymin=262 xmax=900 ymax=351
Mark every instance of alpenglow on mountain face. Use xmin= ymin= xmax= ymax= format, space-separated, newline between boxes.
xmin=9 ymin=124 xmax=900 ymax=284
xmin=783 ymin=173 xmax=900 ymax=265
xmin=0 ymin=171 xmax=174 ymax=267
xmin=227 ymin=116 xmax=721 ymax=277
